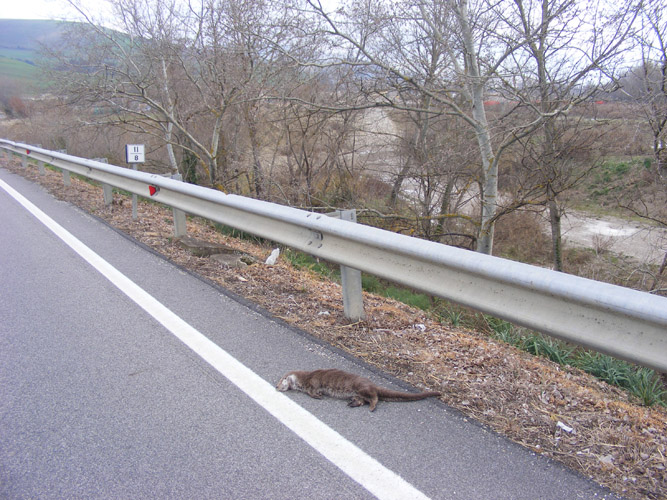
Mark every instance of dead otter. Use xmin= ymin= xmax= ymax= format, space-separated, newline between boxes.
xmin=276 ymin=368 xmax=441 ymax=411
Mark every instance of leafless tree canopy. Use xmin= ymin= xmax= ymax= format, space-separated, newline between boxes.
xmin=33 ymin=0 xmax=663 ymax=265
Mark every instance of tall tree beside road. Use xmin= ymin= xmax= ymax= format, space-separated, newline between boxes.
xmin=633 ymin=0 xmax=667 ymax=176
xmin=294 ymin=0 xmax=502 ymax=253
xmin=614 ymin=0 xmax=667 ymax=291
xmin=44 ymin=0 xmax=640 ymax=257
xmin=486 ymin=0 xmax=639 ymax=270
xmin=49 ymin=0 xmax=295 ymax=189
xmin=287 ymin=0 xmax=639 ymax=255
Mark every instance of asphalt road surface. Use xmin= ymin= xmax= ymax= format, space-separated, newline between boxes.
xmin=0 ymin=166 xmax=623 ymax=499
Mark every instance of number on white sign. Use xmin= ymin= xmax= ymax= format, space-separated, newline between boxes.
xmin=125 ymin=144 xmax=145 ymax=164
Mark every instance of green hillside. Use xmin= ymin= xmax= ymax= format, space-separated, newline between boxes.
xmin=0 ymin=57 xmax=41 ymax=93
xmin=0 ymin=55 xmax=40 ymax=80
xmin=0 ymin=19 xmax=72 ymax=93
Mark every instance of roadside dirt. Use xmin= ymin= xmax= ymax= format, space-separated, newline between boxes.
xmin=3 ymin=159 xmax=666 ymax=500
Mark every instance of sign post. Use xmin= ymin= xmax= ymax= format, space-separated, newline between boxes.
xmin=125 ymin=144 xmax=145 ymax=220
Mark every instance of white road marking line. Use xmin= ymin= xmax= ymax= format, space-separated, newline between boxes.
xmin=0 ymin=177 xmax=431 ymax=500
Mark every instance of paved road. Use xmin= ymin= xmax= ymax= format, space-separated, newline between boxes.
xmin=0 ymin=166 xmax=623 ymax=499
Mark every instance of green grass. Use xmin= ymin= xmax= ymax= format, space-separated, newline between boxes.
xmin=0 ymin=56 xmax=41 ymax=88
xmin=629 ymin=368 xmax=667 ymax=407
xmin=587 ymin=158 xmax=640 ymax=202
xmin=575 ymin=351 xmax=634 ymax=387
xmin=574 ymin=352 xmax=666 ymax=407
xmin=442 ymin=308 xmax=464 ymax=328
xmin=485 ymin=320 xmax=667 ymax=408
xmin=382 ymin=286 xmax=431 ymax=310
xmin=360 ymin=274 xmax=431 ymax=310
xmin=283 ymin=249 xmax=340 ymax=281
xmin=283 ymin=250 xmax=433 ymax=310
xmin=522 ymin=334 xmax=575 ymax=365
xmin=0 ymin=48 xmax=39 ymax=64
xmin=600 ymin=160 xmax=631 ymax=181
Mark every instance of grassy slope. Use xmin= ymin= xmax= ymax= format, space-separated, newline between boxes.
xmin=0 ymin=19 xmax=70 ymax=93
xmin=0 ymin=56 xmax=41 ymax=90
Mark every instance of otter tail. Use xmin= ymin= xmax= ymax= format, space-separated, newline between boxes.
xmin=377 ymin=388 xmax=441 ymax=402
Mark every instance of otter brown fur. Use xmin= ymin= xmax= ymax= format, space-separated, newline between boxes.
xmin=276 ymin=368 xmax=441 ymax=411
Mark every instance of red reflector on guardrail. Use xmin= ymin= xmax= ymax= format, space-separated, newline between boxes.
xmin=149 ymin=185 xmax=159 ymax=196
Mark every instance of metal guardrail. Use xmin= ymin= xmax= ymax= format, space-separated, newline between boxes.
xmin=2 ymin=139 xmax=666 ymax=372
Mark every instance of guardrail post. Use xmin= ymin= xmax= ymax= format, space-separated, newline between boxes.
xmin=102 ymin=184 xmax=113 ymax=205
xmin=331 ymin=210 xmax=366 ymax=321
xmin=131 ymin=165 xmax=138 ymax=220
xmin=63 ymin=170 xmax=71 ymax=186
xmin=171 ymin=173 xmax=187 ymax=237
xmin=22 ymin=155 xmax=27 ymax=168
xmin=38 ymin=160 xmax=45 ymax=176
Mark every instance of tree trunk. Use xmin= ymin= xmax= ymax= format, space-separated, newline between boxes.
xmin=244 ymin=103 xmax=264 ymax=198
xmin=456 ymin=0 xmax=497 ymax=255
xmin=164 ymin=122 xmax=179 ymax=174
xmin=477 ymin=154 xmax=497 ymax=255
xmin=248 ymin=121 xmax=264 ymax=198
xmin=547 ymin=198 xmax=563 ymax=271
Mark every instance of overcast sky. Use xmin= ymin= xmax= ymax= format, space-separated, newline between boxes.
xmin=1 ymin=0 xmax=99 ymax=21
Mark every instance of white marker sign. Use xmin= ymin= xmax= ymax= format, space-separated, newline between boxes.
xmin=125 ymin=144 xmax=145 ymax=163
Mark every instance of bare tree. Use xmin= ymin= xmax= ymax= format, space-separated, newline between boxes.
xmin=47 ymin=0 xmax=296 ymax=189
xmin=272 ymin=67 xmax=370 ymax=207
xmin=280 ymin=0 xmax=501 ymax=252
xmin=282 ymin=0 xmax=638 ymax=256
xmin=0 ymin=78 xmax=30 ymax=118
xmin=486 ymin=0 xmax=639 ymax=269
xmin=500 ymin=111 xmax=607 ymax=270
xmin=634 ymin=0 xmax=667 ymax=176
xmin=609 ymin=0 xmax=667 ymax=292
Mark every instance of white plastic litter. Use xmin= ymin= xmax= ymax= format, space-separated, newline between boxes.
xmin=265 ymin=248 xmax=280 ymax=265
xmin=556 ymin=421 xmax=575 ymax=434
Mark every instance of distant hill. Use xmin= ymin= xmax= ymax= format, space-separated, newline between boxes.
xmin=0 ymin=19 xmax=73 ymax=93
xmin=0 ymin=19 xmax=69 ymax=52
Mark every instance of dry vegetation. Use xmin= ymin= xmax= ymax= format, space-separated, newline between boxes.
xmin=3 ymin=157 xmax=666 ymax=500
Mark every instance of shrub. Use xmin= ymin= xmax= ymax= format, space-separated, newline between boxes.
xmin=522 ymin=335 xmax=574 ymax=365
xmin=627 ymin=368 xmax=667 ymax=407
xmin=494 ymin=210 xmax=551 ymax=265
xmin=575 ymin=351 xmax=634 ymax=388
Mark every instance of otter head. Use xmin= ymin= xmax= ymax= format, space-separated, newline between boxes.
xmin=276 ymin=372 xmax=298 ymax=392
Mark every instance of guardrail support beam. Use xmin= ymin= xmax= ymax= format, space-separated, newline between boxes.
xmin=170 ymin=174 xmax=187 ymax=237
xmin=173 ymin=208 xmax=187 ymax=237
xmin=103 ymin=184 xmax=113 ymax=205
xmin=331 ymin=210 xmax=366 ymax=321
xmin=131 ymin=165 xmax=139 ymax=220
